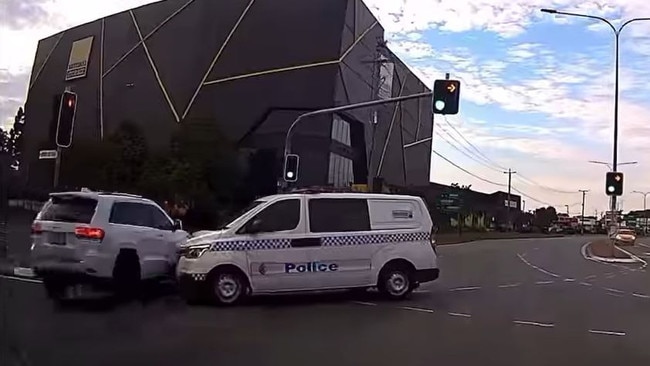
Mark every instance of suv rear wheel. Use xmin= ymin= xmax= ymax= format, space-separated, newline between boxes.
xmin=112 ymin=250 xmax=141 ymax=297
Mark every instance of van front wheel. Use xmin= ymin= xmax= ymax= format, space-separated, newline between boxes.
xmin=378 ymin=265 xmax=413 ymax=300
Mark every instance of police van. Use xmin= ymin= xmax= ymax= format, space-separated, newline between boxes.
xmin=177 ymin=191 xmax=439 ymax=305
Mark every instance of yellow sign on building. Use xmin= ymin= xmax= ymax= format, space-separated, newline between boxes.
xmin=65 ymin=36 xmax=94 ymax=81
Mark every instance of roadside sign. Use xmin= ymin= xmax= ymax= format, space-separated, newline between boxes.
xmin=39 ymin=149 xmax=58 ymax=160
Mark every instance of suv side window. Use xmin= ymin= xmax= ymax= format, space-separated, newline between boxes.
xmin=238 ymin=199 xmax=300 ymax=234
xmin=150 ymin=206 xmax=174 ymax=230
xmin=309 ymin=198 xmax=370 ymax=233
xmin=110 ymin=202 xmax=172 ymax=230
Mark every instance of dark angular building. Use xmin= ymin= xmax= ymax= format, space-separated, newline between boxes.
xmin=22 ymin=0 xmax=433 ymax=197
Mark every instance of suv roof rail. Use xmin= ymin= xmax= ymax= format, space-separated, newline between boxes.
xmin=97 ymin=191 xmax=143 ymax=198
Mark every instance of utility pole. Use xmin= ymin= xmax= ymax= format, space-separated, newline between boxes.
xmin=565 ymin=205 xmax=569 ymax=215
xmin=632 ymin=191 xmax=649 ymax=235
xmin=522 ymin=200 xmax=526 ymax=212
xmin=579 ymin=190 xmax=589 ymax=235
xmin=503 ymin=169 xmax=517 ymax=231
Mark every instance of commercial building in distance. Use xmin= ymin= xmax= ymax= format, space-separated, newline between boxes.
xmin=21 ymin=0 xmax=433 ymax=197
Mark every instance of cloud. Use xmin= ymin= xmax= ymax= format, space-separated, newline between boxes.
xmin=1 ymin=0 xmax=50 ymax=30
xmin=0 ymin=70 xmax=29 ymax=130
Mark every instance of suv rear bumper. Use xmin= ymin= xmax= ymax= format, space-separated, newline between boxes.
xmin=414 ymin=268 xmax=439 ymax=283
xmin=33 ymin=265 xmax=113 ymax=289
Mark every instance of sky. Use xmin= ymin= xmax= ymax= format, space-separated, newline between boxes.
xmin=1 ymin=0 xmax=649 ymax=214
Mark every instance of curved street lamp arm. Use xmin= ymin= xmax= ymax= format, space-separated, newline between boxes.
xmin=619 ymin=18 xmax=650 ymax=33
xmin=549 ymin=10 xmax=617 ymax=34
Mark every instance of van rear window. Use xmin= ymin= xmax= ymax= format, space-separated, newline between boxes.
xmin=38 ymin=196 xmax=98 ymax=224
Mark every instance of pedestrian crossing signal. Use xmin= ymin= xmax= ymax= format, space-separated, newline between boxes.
xmin=56 ymin=91 xmax=77 ymax=148
xmin=284 ymin=154 xmax=299 ymax=182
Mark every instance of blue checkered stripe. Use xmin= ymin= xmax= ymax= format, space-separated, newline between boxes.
xmin=321 ymin=231 xmax=431 ymax=247
xmin=209 ymin=238 xmax=291 ymax=252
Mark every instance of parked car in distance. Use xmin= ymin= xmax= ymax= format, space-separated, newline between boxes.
xmin=612 ymin=228 xmax=636 ymax=246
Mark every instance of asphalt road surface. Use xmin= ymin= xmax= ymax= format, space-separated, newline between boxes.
xmin=2 ymin=236 xmax=650 ymax=366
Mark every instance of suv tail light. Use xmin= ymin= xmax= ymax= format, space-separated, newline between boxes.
xmin=31 ymin=223 xmax=43 ymax=235
xmin=75 ymin=226 xmax=105 ymax=241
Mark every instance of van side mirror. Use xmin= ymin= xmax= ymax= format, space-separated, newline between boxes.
xmin=173 ymin=219 xmax=183 ymax=232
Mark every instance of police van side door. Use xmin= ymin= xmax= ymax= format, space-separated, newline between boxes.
xmin=240 ymin=197 xmax=318 ymax=292
xmin=307 ymin=197 xmax=374 ymax=289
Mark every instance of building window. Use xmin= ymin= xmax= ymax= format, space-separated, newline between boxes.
xmin=331 ymin=116 xmax=351 ymax=146
xmin=328 ymin=153 xmax=354 ymax=187
xmin=378 ymin=55 xmax=394 ymax=100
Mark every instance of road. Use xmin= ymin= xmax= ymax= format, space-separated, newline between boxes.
xmin=2 ymin=235 xmax=650 ymax=366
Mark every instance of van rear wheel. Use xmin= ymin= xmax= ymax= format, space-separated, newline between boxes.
xmin=378 ymin=265 xmax=413 ymax=300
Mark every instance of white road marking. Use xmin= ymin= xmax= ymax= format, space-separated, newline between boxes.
xmin=0 ymin=275 xmax=43 ymax=284
xmin=585 ymin=275 xmax=597 ymax=280
xmin=513 ymin=320 xmax=555 ymax=328
xmin=631 ymin=292 xmax=650 ymax=299
xmin=516 ymin=254 xmax=561 ymax=278
xmin=563 ymin=278 xmax=576 ymax=282
xmin=449 ymin=286 xmax=481 ymax=292
xmin=580 ymin=282 xmax=593 ymax=287
xmin=413 ymin=289 xmax=430 ymax=293
xmin=606 ymin=292 xmax=623 ymax=297
xmin=604 ymin=287 xmax=624 ymax=294
xmin=352 ymin=301 xmax=377 ymax=306
xmin=13 ymin=267 xmax=35 ymax=277
xmin=399 ymin=306 xmax=434 ymax=313
xmin=535 ymin=280 xmax=554 ymax=285
xmin=638 ymin=242 xmax=650 ymax=249
xmin=588 ymin=329 xmax=626 ymax=337
xmin=498 ymin=283 xmax=521 ymax=288
xmin=448 ymin=312 xmax=472 ymax=318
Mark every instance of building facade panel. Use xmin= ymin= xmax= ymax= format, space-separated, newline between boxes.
xmin=21 ymin=0 xmax=433 ymax=195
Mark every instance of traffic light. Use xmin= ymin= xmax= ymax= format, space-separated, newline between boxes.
xmin=433 ymin=79 xmax=461 ymax=115
xmin=605 ymin=172 xmax=623 ymax=196
xmin=56 ymin=91 xmax=77 ymax=148
xmin=283 ymin=154 xmax=299 ymax=182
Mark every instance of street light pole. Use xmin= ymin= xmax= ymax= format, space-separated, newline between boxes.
xmin=542 ymin=9 xmax=650 ymax=221
xmin=588 ymin=160 xmax=637 ymax=171
xmin=579 ymin=189 xmax=589 ymax=235
xmin=632 ymin=191 xmax=649 ymax=235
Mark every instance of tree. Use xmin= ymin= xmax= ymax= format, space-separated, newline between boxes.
xmin=533 ymin=206 xmax=558 ymax=229
xmin=0 ymin=107 xmax=25 ymax=171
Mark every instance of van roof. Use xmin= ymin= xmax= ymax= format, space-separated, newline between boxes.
xmin=262 ymin=192 xmax=422 ymax=201
xmin=50 ymin=190 xmax=145 ymax=200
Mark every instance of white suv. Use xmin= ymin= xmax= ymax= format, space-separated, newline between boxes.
xmin=30 ymin=190 xmax=189 ymax=300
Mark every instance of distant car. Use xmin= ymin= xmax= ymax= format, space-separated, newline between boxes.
xmin=30 ymin=190 xmax=189 ymax=302
xmin=612 ymin=228 xmax=636 ymax=246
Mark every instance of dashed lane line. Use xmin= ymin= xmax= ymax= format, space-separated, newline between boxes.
xmin=588 ymin=329 xmax=626 ymax=337
xmin=498 ymin=283 xmax=521 ymax=288
xmin=604 ymin=287 xmax=624 ymax=294
xmin=352 ymin=301 xmax=377 ymax=306
xmin=535 ymin=280 xmax=554 ymax=285
xmin=513 ymin=320 xmax=555 ymax=328
xmin=399 ymin=306 xmax=435 ymax=313
xmin=631 ymin=293 xmax=650 ymax=299
xmin=447 ymin=312 xmax=471 ymax=318
xmin=448 ymin=286 xmax=481 ymax=292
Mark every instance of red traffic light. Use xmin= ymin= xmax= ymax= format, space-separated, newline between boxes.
xmin=64 ymin=94 xmax=76 ymax=108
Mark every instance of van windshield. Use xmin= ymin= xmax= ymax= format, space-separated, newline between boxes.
xmin=218 ymin=200 xmax=264 ymax=229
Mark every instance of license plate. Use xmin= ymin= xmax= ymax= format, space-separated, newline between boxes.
xmin=48 ymin=232 xmax=67 ymax=245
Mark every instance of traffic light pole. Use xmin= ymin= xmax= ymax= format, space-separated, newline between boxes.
xmin=283 ymin=91 xmax=433 ymax=158
xmin=53 ymin=146 xmax=62 ymax=189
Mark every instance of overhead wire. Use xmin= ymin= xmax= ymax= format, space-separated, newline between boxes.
xmin=435 ymin=128 xmax=503 ymax=173
xmin=439 ymin=116 xmax=579 ymax=196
